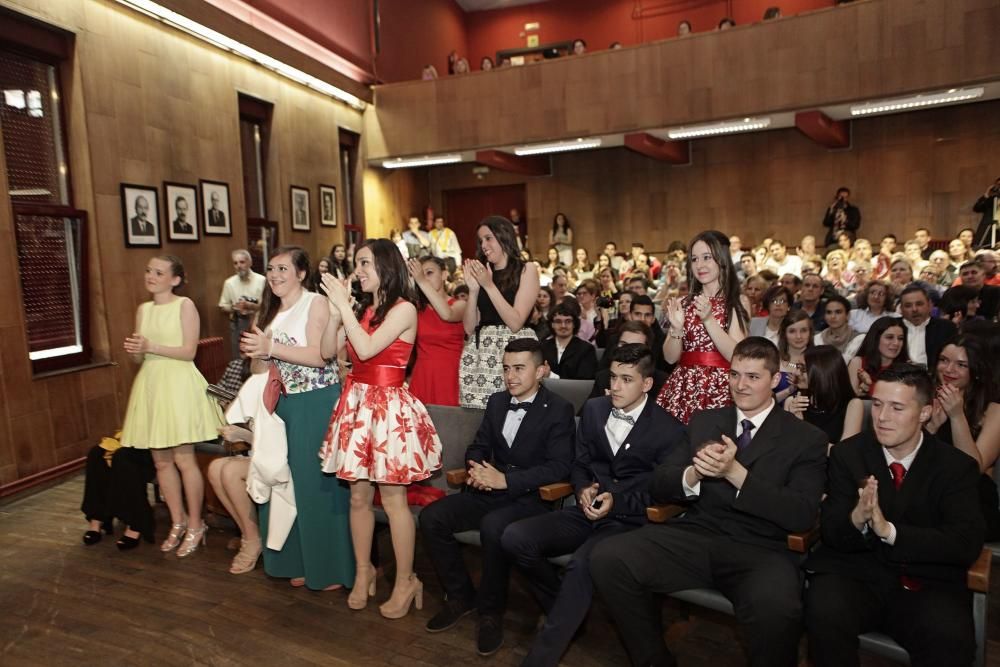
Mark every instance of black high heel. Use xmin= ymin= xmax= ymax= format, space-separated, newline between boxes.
xmin=82 ymin=522 xmax=113 ymax=546
xmin=117 ymin=527 xmax=142 ymax=551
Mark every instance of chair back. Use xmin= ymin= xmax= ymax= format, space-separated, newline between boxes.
xmin=861 ymin=399 xmax=873 ymax=434
xmin=425 ymin=404 xmax=485 ymax=493
xmin=543 ymin=378 xmax=594 ymax=414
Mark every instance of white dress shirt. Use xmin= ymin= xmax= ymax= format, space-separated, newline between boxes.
xmin=502 ymin=390 xmax=538 ymax=447
xmin=683 ymin=399 xmax=776 ymax=497
xmin=903 ymin=318 xmax=929 ymax=366
xmin=604 ymin=395 xmax=647 ymax=456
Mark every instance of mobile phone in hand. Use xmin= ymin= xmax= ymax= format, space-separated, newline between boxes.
xmin=590 ymin=498 xmax=603 ymax=510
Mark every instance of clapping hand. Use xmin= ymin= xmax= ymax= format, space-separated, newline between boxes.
xmin=936 ymin=383 xmax=964 ymax=419
xmin=123 ymin=332 xmax=150 ymax=355
xmin=465 ymin=259 xmax=494 ymax=289
xmin=665 ymin=297 xmax=685 ymax=331
xmin=785 ymin=394 xmax=810 ymax=419
xmin=692 ymin=436 xmax=738 ymax=479
xmin=406 ymin=258 xmax=427 ymax=286
xmin=321 ymin=272 xmax=351 ymax=310
xmin=240 ymin=326 xmax=272 ymax=359
xmin=692 ymin=293 xmax=712 ymax=321
xmin=467 ymin=460 xmax=507 ymax=491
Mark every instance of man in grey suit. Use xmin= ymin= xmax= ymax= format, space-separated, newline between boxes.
xmin=207 ymin=191 xmax=226 ymax=228
xmin=591 ymin=337 xmax=828 ymax=667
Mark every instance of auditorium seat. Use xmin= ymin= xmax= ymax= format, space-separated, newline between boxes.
xmin=543 ymin=377 xmax=594 ymax=414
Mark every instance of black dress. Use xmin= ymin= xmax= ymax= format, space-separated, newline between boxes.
xmin=804 ymin=402 xmax=849 ymax=444
xmin=934 ymin=414 xmax=1000 ymax=541
xmin=80 ymin=445 xmax=157 ymax=541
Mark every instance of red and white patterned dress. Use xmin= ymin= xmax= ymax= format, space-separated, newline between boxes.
xmin=656 ymin=294 xmax=733 ymax=425
xmin=320 ymin=307 xmax=442 ymax=484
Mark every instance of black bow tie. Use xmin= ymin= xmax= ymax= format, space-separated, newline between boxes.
xmin=610 ymin=408 xmax=635 ymax=426
xmin=508 ymin=402 xmax=531 ymax=412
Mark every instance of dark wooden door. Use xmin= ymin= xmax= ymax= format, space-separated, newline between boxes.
xmin=443 ymin=184 xmax=526 ymax=260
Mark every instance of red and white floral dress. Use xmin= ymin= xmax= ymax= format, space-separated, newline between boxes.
xmin=656 ymin=294 xmax=733 ymax=425
xmin=320 ymin=307 xmax=443 ymax=484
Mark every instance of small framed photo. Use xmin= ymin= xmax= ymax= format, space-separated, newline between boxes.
xmin=200 ymin=179 xmax=232 ymax=236
xmin=164 ymin=182 xmax=199 ymax=242
xmin=290 ymin=185 xmax=311 ymax=232
xmin=120 ymin=183 xmax=161 ymax=248
xmin=319 ymin=184 xmax=337 ymax=227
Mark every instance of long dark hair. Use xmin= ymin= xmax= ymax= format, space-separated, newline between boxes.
xmin=257 ymin=245 xmax=310 ymax=332
xmin=328 ymin=243 xmax=352 ymax=278
xmin=858 ymin=316 xmax=909 ymax=373
xmin=805 ymin=345 xmax=855 ymax=413
xmin=686 ymin=230 xmax=749 ymax=333
xmin=476 ymin=216 xmax=524 ymax=295
xmin=551 ymin=212 xmax=571 ymax=233
xmin=355 ymin=238 xmax=417 ymax=328
xmin=778 ymin=309 xmax=814 ymax=361
xmin=415 ymin=256 xmax=447 ymax=310
xmin=937 ymin=335 xmax=995 ymax=438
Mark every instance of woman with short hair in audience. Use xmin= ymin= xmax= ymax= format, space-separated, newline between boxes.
xmin=848 ymin=279 xmax=891 ymax=334
xmin=549 ymin=213 xmax=574 ymax=267
xmin=775 ymin=309 xmax=815 ymax=405
xmin=570 ymin=247 xmax=595 ymax=283
xmin=822 ymin=249 xmax=855 ymax=295
xmin=658 ymin=231 xmax=749 ymax=424
xmin=948 ymin=237 xmax=974 ymax=267
xmin=938 ymin=285 xmax=984 ymax=326
xmin=743 ymin=274 xmax=769 ymax=317
xmin=814 ymin=294 xmax=860 ymax=360
xmin=927 ymin=335 xmax=1000 ymax=539
xmin=458 ymin=216 xmax=540 ymax=408
xmin=888 ymin=256 xmax=915 ymax=297
xmin=749 ymin=284 xmax=793 ymax=345
xmin=407 ymin=256 xmax=467 ymax=406
xmin=114 ymin=255 xmax=223 ymax=554
xmin=784 ymin=345 xmax=863 ymax=446
xmin=575 ymin=278 xmax=601 ymax=344
xmin=597 ymin=266 xmax=620 ymax=301
xmin=846 ymin=315 xmax=908 ymax=396
xmin=241 ymin=245 xmax=352 ymax=589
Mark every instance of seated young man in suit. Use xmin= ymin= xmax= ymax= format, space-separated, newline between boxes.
xmin=804 ymin=364 xmax=985 ymax=667
xmin=420 ymin=338 xmax=576 ymax=656
xmin=542 ymin=299 xmax=598 ymax=380
xmin=590 ymin=337 xmax=829 ymax=667
xmin=589 ymin=320 xmax=668 ymax=399
xmin=503 ymin=343 xmax=687 ymax=667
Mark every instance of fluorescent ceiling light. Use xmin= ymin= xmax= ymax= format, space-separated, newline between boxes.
xmin=514 ymin=138 xmax=602 ymax=156
xmin=113 ymin=0 xmax=366 ymax=110
xmin=383 ymin=155 xmax=463 ymax=169
xmin=850 ymin=87 xmax=984 ymax=116
xmin=667 ymin=117 xmax=772 ymax=139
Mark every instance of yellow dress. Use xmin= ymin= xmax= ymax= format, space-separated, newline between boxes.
xmin=120 ymin=297 xmax=223 ymax=449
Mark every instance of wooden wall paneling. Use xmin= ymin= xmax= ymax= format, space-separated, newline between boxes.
xmin=10 ymin=410 xmax=57 ymax=479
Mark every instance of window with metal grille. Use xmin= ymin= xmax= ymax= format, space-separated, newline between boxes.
xmin=1 ymin=29 xmax=90 ymax=373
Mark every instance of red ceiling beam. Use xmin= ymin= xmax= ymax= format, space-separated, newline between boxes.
xmin=795 ymin=111 xmax=850 ymax=149
xmin=624 ymin=133 xmax=690 ymax=164
xmin=474 ymin=150 xmax=550 ymax=176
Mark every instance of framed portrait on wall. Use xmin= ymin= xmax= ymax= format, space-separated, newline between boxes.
xmin=290 ymin=185 xmax=310 ymax=232
xmin=319 ymin=184 xmax=337 ymax=227
xmin=164 ymin=182 xmax=199 ymax=242
xmin=120 ymin=183 xmax=161 ymax=248
xmin=200 ymin=179 xmax=232 ymax=236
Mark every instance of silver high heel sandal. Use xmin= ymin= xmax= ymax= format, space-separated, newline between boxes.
xmin=160 ymin=520 xmax=187 ymax=552
xmin=176 ymin=524 xmax=207 ymax=558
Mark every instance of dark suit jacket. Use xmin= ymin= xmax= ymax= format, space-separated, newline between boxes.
xmin=650 ymin=404 xmax=828 ymax=549
xmin=923 ymin=317 xmax=958 ymax=369
xmin=598 ymin=322 xmax=671 ymax=372
xmin=465 ymin=385 xmax=575 ymax=502
xmin=130 ymin=216 xmax=154 ymax=237
xmin=806 ymin=431 xmax=984 ymax=589
xmin=542 ymin=336 xmax=598 ymax=380
xmin=972 ymin=194 xmax=997 ymax=248
xmin=976 ymin=285 xmax=1000 ymax=321
xmin=590 ymin=367 xmax=668 ymax=400
xmin=207 ymin=208 xmax=226 ymax=228
xmin=571 ymin=396 xmax=687 ymax=525
xmin=172 ymin=218 xmax=193 ymax=235
xmin=822 ymin=202 xmax=861 ymax=246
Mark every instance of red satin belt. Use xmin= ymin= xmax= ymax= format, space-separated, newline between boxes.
xmin=350 ymin=365 xmax=406 ymax=388
xmin=679 ymin=351 xmax=730 ymax=369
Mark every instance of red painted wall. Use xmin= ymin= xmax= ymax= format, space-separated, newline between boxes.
xmin=463 ymin=0 xmax=834 ymax=69
xmin=245 ymin=0 xmax=374 ymax=75
xmin=375 ymin=0 xmax=468 ymax=83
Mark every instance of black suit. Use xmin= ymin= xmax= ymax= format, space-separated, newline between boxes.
xmin=420 ymin=386 xmax=575 ymax=617
xmin=976 ymin=284 xmax=1000 ymax=321
xmin=172 ymin=218 xmax=193 ymax=235
xmin=972 ymin=192 xmax=998 ymax=249
xmin=590 ymin=367 xmax=667 ymax=400
xmin=503 ymin=396 xmax=687 ymax=666
xmin=130 ymin=216 xmax=154 ymax=237
xmin=542 ymin=337 xmax=597 ymax=380
xmin=207 ymin=208 xmax=226 ymax=228
xmin=908 ymin=317 xmax=957 ymax=369
xmin=822 ymin=201 xmax=861 ymax=246
xmin=804 ymin=431 xmax=984 ymax=667
xmin=590 ymin=404 xmax=828 ymax=667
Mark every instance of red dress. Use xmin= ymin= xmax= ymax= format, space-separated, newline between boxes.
xmin=320 ymin=307 xmax=443 ymax=484
xmin=656 ymin=295 xmax=733 ymax=425
xmin=409 ymin=300 xmax=465 ymax=406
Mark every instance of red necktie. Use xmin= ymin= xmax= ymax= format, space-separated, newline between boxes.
xmin=888 ymin=462 xmax=906 ymax=490
xmin=888 ymin=461 xmax=921 ymax=591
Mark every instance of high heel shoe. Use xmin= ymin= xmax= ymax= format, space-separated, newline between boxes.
xmin=229 ymin=538 xmax=262 ymax=575
xmin=347 ymin=566 xmax=378 ymax=610
xmin=379 ymin=574 xmax=423 ymax=620
xmin=117 ymin=528 xmax=142 ymax=551
xmin=160 ymin=520 xmax=187 ymax=552
xmin=176 ymin=524 xmax=207 ymax=558
xmin=82 ymin=521 xmax=113 ymax=546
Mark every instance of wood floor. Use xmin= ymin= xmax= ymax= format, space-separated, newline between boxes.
xmin=0 ymin=475 xmax=996 ymax=666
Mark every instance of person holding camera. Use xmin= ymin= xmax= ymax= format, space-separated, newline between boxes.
xmin=219 ymin=249 xmax=265 ymax=360
xmin=822 ymin=187 xmax=861 ymax=248
xmin=972 ymin=177 xmax=1000 ymax=249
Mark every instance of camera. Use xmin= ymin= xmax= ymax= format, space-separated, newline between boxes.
xmin=596 ymin=295 xmax=615 ymax=309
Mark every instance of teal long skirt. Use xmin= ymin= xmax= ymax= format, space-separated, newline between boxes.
xmin=259 ymin=383 xmax=355 ymax=590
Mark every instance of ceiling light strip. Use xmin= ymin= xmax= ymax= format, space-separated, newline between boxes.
xmin=667 ymin=117 xmax=772 ymax=140
xmin=850 ymin=87 xmax=984 ymax=117
xmin=514 ymin=138 xmax=603 ymax=156
xmin=113 ymin=0 xmax=366 ymax=110
xmin=383 ymin=155 xmax=464 ymax=169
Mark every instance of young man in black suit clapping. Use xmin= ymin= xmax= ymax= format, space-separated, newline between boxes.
xmin=503 ymin=343 xmax=687 ymax=667
xmin=420 ymin=338 xmax=576 ymax=656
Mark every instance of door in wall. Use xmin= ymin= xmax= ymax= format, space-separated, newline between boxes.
xmin=442 ymin=184 xmax=526 ymax=261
